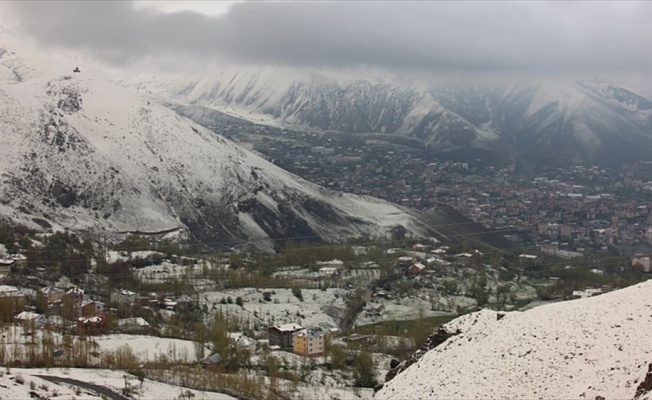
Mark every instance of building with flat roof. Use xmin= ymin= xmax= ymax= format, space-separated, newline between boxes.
xmin=292 ymin=328 xmax=325 ymax=357
xmin=269 ymin=323 xmax=303 ymax=349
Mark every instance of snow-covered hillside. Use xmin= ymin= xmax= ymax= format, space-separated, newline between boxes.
xmin=375 ymin=280 xmax=652 ymax=399
xmin=0 ymin=28 xmax=435 ymax=245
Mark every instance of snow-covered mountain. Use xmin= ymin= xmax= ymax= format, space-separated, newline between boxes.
xmin=0 ymin=32 xmax=436 ymax=246
xmin=375 ymin=280 xmax=652 ymax=399
xmin=131 ymin=69 xmax=652 ymax=168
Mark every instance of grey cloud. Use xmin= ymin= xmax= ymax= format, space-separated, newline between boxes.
xmin=7 ymin=1 xmax=652 ymax=76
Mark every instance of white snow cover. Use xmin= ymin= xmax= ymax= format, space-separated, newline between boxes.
xmin=0 ymin=26 xmax=432 ymax=244
xmin=376 ymin=280 xmax=652 ymax=400
xmin=0 ymin=368 xmax=235 ymax=400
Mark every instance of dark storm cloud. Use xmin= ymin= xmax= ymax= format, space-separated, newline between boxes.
xmin=7 ymin=1 xmax=652 ymax=75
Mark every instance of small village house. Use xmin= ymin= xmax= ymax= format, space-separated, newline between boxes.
xmin=408 ymin=263 xmax=426 ymax=275
xmin=65 ymin=286 xmax=84 ymax=304
xmin=519 ymin=254 xmax=539 ymax=268
xmin=77 ymin=313 xmax=109 ymax=335
xmin=41 ymin=286 xmax=65 ymax=303
xmin=200 ymin=352 xmax=222 ymax=368
xmin=632 ymin=256 xmax=651 ymax=272
xmin=81 ymin=300 xmax=106 ymax=317
xmin=228 ymin=333 xmax=258 ymax=355
xmin=316 ymin=259 xmax=344 ymax=269
xmin=112 ymin=288 xmax=137 ymax=305
xmin=269 ymin=323 xmax=304 ymax=349
xmin=15 ymin=311 xmax=47 ymax=329
xmin=318 ymin=266 xmax=339 ymax=277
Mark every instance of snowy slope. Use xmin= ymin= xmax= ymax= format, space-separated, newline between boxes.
xmin=375 ymin=280 xmax=652 ymax=399
xmin=0 ymin=368 xmax=235 ymax=400
xmin=0 ymin=29 xmax=435 ymax=245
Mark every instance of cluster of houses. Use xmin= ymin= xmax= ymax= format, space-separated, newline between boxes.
xmin=2 ymin=276 xmax=173 ymax=334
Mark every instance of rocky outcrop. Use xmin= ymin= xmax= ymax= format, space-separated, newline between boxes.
xmin=635 ymin=363 xmax=652 ymax=399
xmin=382 ymin=327 xmax=460 ymax=386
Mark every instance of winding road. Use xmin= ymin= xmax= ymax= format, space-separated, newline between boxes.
xmin=34 ymin=375 xmax=131 ymax=400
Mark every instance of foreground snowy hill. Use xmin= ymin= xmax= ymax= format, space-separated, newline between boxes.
xmin=0 ymin=30 xmax=435 ymax=245
xmin=375 ymin=279 xmax=652 ymax=399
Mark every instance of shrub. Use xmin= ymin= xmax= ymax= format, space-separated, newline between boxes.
xmin=292 ymin=287 xmax=303 ymax=302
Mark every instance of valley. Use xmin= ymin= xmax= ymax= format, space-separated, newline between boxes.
xmin=1 ymin=5 xmax=652 ymax=398
xmin=1 ymin=223 xmax=650 ymax=399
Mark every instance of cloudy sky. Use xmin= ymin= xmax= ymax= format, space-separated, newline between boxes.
xmin=4 ymin=1 xmax=652 ymax=81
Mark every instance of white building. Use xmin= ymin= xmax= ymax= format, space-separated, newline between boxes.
xmin=318 ymin=266 xmax=339 ymax=276
xmin=632 ymin=256 xmax=651 ymax=272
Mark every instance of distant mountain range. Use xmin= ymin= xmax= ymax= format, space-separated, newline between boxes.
xmin=132 ymin=69 xmax=652 ymax=169
xmin=375 ymin=280 xmax=652 ymax=399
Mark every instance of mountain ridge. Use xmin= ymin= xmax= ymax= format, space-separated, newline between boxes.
xmin=131 ymin=69 xmax=652 ymax=169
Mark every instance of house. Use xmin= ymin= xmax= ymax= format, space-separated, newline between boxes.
xmin=632 ymin=256 xmax=651 ymax=272
xmin=0 ymin=285 xmax=23 ymax=298
xmin=519 ymin=254 xmax=539 ymax=267
xmin=41 ymin=286 xmax=65 ymax=303
xmin=112 ymin=289 xmax=136 ymax=305
xmin=10 ymin=253 xmax=27 ymax=263
xmin=316 ymin=259 xmax=344 ymax=269
xmin=65 ymin=286 xmax=84 ymax=304
xmin=408 ymin=263 xmax=426 ymax=275
xmin=228 ymin=333 xmax=258 ymax=355
xmin=77 ymin=313 xmax=108 ymax=334
xmin=0 ymin=258 xmax=14 ymax=269
xmin=15 ymin=311 xmax=48 ymax=328
xmin=0 ymin=285 xmax=25 ymax=312
xmin=269 ymin=323 xmax=303 ymax=349
xmin=318 ymin=266 xmax=339 ymax=277
xmin=81 ymin=300 xmax=106 ymax=317
xmin=200 ymin=352 xmax=222 ymax=368
xmin=412 ymin=244 xmax=430 ymax=252
xmin=292 ymin=328 xmax=325 ymax=357
xmin=161 ymin=298 xmax=177 ymax=310
xmin=426 ymin=256 xmax=451 ymax=267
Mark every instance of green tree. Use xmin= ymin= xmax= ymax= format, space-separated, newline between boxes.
xmin=329 ymin=343 xmax=347 ymax=370
xmin=352 ymin=352 xmax=377 ymax=388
